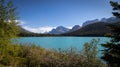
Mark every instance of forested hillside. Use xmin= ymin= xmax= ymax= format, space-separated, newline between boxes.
xmin=64 ymin=22 xmax=112 ymax=36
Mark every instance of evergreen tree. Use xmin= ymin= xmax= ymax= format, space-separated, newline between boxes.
xmin=0 ymin=0 xmax=19 ymax=56
xmin=101 ymin=1 xmax=120 ymax=67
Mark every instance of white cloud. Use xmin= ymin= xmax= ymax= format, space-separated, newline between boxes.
xmin=16 ymin=20 xmax=26 ymax=25
xmin=22 ymin=26 xmax=55 ymax=33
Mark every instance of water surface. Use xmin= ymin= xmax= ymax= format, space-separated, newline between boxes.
xmin=17 ymin=37 xmax=110 ymax=51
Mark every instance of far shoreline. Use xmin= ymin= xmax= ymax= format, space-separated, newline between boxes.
xmin=19 ymin=35 xmax=108 ymax=37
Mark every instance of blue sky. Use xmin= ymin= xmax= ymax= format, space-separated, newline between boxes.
xmin=11 ymin=0 xmax=120 ymax=33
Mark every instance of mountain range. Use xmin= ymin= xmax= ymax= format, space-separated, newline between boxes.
xmin=82 ymin=17 xmax=120 ymax=26
xmin=64 ymin=17 xmax=120 ymax=36
xmin=63 ymin=22 xmax=111 ymax=36
xmin=48 ymin=25 xmax=81 ymax=34
xmin=48 ymin=17 xmax=120 ymax=35
xmin=48 ymin=26 xmax=70 ymax=34
xmin=20 ymin=17 xmax=120 ymax=36
xmin=68 ymin=25 xmax=81 ymax=33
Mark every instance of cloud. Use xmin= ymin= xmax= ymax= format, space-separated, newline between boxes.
xmin=16 ymin=20 xmax=26 ymax=25
xmin=22 ymin=26 xmax=55 ymax=33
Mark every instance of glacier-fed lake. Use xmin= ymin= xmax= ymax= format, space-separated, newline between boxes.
xmin=17 ymin=37 xmax=110 ymax=51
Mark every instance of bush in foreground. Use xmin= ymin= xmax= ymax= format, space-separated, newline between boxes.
xmin=0 ymin=39 xmax=106 ymax=67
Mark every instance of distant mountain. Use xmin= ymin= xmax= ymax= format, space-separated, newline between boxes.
xmin=82 ymin=17 xmax=120 ymax=26
xmin=67 ymin=25 xmax=81 ymax=33
xmin=48 ymin=26 xmax=70 ymax=34
xmin=101 ymin=17 xmax=120 ymax=23
xmin=71 ymin=25 xmax=81 ymax=31
xmin=19 ymin=27 xmax=36 ymax=36
xmin=82 ymin=19 xmax=99 ymax=27
xmin=19 ymin=27 xmax=31 ymax=33
xmin=19 ymin=17 xmax=120 ymax=36
xmin=64 ymin=22 xmax=112 ymax=36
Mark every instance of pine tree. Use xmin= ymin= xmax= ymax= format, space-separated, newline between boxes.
xmin=101 ymin=1 xmax=120 ymax=67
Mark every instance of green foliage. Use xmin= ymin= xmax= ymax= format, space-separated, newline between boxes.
xmin=83 ymin=39 xmax=98 ymax=63
xmin=13 ymin=39 xmax=104 ymax=67
xmin=0 ymin=0 xmax=19 ymax=39
xmin=101 ymin=1 xmax=120 ymax=67
xmin=0 ymin=0 xmax=20 ymax=66
xmin=0 ymin=0 xmax=19 ymax=44
xmin=110 ymin=1 xmax=120 ymax=18
xmin=82 ymin=39 xmax=105 ymax=67
xmin=0 ymin=40 xmax=106 ymax=67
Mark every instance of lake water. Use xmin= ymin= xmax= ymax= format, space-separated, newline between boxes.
xmin=17 ymin=37 xmax=110 ymax=51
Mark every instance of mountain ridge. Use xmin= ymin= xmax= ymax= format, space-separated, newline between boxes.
xmin=48 ymin=26 xmax=70 ymax=34
xmin=63 ymin=22 xmax=112 ymax=36
xmin=82 ymin=17 xmax=120 ymax=26
xmin=19 ymin=17 xmax=120 ymax=36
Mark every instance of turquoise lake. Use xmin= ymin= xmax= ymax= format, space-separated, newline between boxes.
xmin=17 ymin=37 xmax=110 ymax=51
